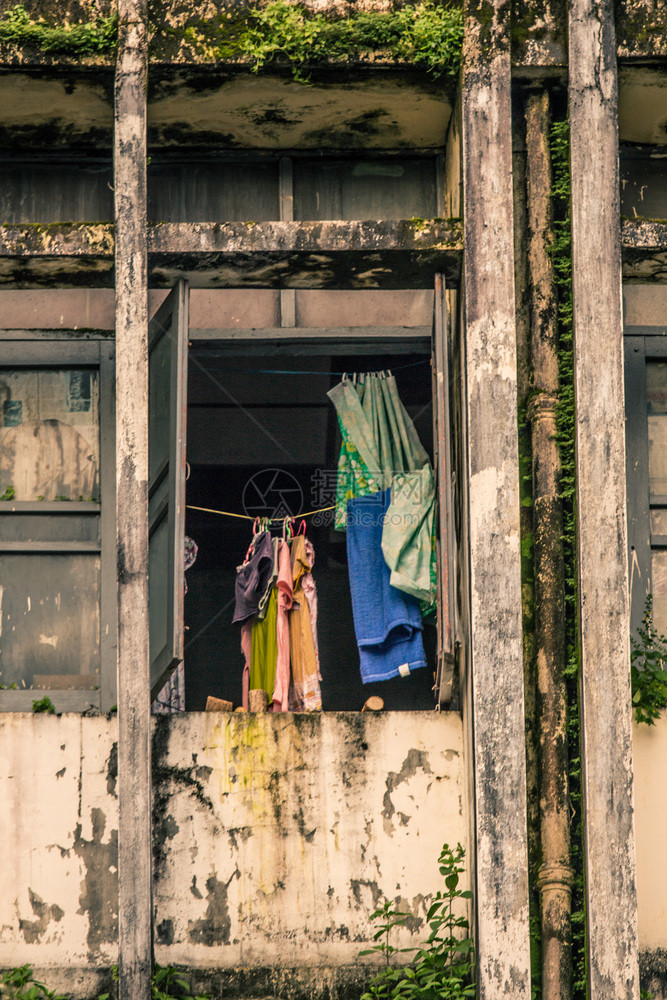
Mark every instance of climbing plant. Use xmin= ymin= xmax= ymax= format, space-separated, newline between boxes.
xmin=547 ymin=117 xmax=587 ymax=1000
xmin=631 ymin=595 xmax=667 ymax=725
xmin=0 ymin=4 xmax=117 ymax=55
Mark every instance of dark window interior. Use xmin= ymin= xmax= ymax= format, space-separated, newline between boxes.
xmin=183 ymin=346 xmax=436 ymax=712
xmin=620 ymin=145 xmax=667 ymax=219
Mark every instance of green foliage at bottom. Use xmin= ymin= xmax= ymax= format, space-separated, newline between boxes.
xmin=359 ymin=843 xmax=474 ymax=1000
xmin=631 ymin=595 xmax=667 ymax=725
xmin=0 ymin=966 xmax=208 ymax=1000
xmin=0 ymin=966 xmax=68 ymax=1000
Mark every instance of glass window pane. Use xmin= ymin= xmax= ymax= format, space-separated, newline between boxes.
xmin=0 ymin=553 xmax=100 ymax=688
xmin=652 ymin=549 xmax=667 ymax=638
xmin=647 ymin=361 xmax=667 ymax=497
xmin=0 ymin=368 xmax=100 ymax=501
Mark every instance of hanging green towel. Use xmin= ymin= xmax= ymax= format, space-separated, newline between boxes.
xmin=327 ymin=372 xmax=437 ymax=609
xmin=382 ymin=465 xmax=437 ymax=606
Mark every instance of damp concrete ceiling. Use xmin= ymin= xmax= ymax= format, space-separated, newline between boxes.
xmin=0 ymin=68 xmax=451 ymax=153
xmin=148 ymin=72 xmax=451 ymax=151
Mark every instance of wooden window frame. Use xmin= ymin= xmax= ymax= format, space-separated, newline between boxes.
xmin=0 ymin=333 xmax=116 ymax=712
xmin=624 ymin=324 xmax=667 ymax=637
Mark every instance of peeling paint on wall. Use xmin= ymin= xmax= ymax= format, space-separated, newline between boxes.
xmin=0 ymin=712 xmax=466 ymax=981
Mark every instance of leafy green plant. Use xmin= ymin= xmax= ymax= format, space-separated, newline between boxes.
xmin=238 ymin=0 xmax=463 ymax=82
xmin=0 ymin=964 xmax=68 ymax=1000
xmin=98 ymin=964 xmax=208 ymax=1000
xmin=360 ymin=843 xmax=474 ymax=1000
xmin=31 ymin=696 xmax=55 ymax=714
xmin=0 ymin=4 xmax=117 ymax=56
xmin=631 ymin=595 xmax=667 ymax=725
xmin=0 ymin=485 xmax=15 ymax=501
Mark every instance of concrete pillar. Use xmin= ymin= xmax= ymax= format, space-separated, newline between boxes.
xmin=114 ymin=0 xmax=152 ymax=996
xmin=461 ymin=1 xmax=532 ymax=996
xmin=568 ymin=0 xmax=640 ymax=996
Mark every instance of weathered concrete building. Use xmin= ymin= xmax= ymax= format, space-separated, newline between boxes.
xmin=0 ymin=0 xmax=665 ymax=998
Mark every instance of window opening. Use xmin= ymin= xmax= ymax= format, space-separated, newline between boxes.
xmin=180 ymin=345 xmax=438 ymax=712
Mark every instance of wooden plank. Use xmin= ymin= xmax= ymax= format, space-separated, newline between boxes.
xmin=114 ymin=1 xmax=152 ymax=998
xmin=568 ymin=0 xmax=640 ymax=996
xmin=0 ymin=340 xmax=101 ymax=364
xmin=190 ymin=325 xmax=431 ymax=341
xmin=147 ymin=280 xmax=189 ymax=701
xmin=433 ymin=274 xmax=454 ymax=703
xmin=0 ymin=329 xmax=113 ymax=341
xmin=100 ymin=344 xmax=118 ymax=713
xmin=0 ymin=540 xmax=100 ymax=552
xmin=0 ymin=501 xmax=100 ymax=513
xmin=461 ymin=0 xmax=531 ymax=994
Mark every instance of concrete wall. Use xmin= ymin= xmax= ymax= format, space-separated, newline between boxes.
xmin=0 ymin=711 xmax=466 ymax=998
xmin=634 ymin=717 xmax=667 ymax=997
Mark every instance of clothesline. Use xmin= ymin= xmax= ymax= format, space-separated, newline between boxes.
xmin=186 ymin=504 xmax=336 ymax=521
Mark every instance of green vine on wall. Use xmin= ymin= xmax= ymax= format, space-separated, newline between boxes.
xmin=237 ymin=0 xmax=464 ymax=82
xmin=547 ymin=118 xmax=587 ymax=1000
xmin=0 ymin=4 xmax=117 ymax=55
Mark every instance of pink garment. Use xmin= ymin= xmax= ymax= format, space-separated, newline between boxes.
xmin=272 ymin=539 xmax=293 ymax=712
xmin=302 ymin=539 xmax=322 ymax=680
xmin=241 ymin=620 xmax=252 ymax=710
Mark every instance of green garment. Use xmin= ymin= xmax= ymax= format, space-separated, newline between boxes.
xmin=249 ymin=587 xmax=278 ymax=700
xmin=327 ymin=373 xmax=437 ymax=609
xmin=382 ymin=465 xmax=437 ymax=607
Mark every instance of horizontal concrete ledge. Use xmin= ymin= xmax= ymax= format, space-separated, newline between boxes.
xmin=622 ymin=219 xmax=667 ymax=282
xmin=0 ymin=220 xmax=463 ymax=289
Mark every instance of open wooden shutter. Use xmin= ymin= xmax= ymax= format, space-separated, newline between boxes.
xmin=432 ymin=274 xmax=456 ymax=704
xmin=148 ymin=279 xmax=189 ymax=701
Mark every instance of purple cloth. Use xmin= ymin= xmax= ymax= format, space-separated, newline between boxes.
xmin=233 ymin=531 xmax=274 ymax=624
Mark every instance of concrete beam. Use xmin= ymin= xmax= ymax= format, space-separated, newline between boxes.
xmin=568 ymin=0 xmax=640 ymax=997
xmin=622 ymin=219 xmax=667 ymax=282
xmin=114 ymin=0 xmax=152 ymax=997
xmin=0 ymin=219 xmax=463 ymax=288
xmin=461 ymin=0 xmax=531 ymax=996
